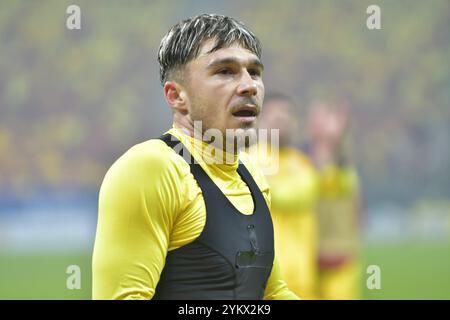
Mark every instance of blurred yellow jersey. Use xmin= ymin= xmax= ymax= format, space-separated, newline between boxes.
xmin=250 ymin=144 xmax=320 ymax=299
xmin=317 ymin=165 xmax=360 ymax=260
xmin=316 ymin=164 xmax=361 ymax=300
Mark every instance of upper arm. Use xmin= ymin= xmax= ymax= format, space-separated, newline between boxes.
xmin=264 ymin=256 xmax=300 ymax=300
xmin=92 ymin=141 xmax=183 ymax=299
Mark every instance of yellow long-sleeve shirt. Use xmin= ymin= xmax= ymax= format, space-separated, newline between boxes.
xmin=92 ymin=126 xmax=299 ymax=300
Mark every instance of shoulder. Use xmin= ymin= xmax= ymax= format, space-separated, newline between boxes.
xmin=239 ymin=150 xmax=270 ymax=194
xmin=101 ymin=138 xmax=190 ymax=191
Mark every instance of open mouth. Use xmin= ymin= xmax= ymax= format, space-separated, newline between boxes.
xmin=231 ymin=104 xmax=259 ymax=123
xmin=232 ymin=109 xmax=257 ymax=117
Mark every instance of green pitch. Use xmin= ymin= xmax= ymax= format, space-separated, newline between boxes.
xmin=0 ymin=241 xmax=449 ymax=299
xmin=0 ymin=251 xmax=92 ymax=300
xmin=361 ymin=240 xmax=450 ymax=299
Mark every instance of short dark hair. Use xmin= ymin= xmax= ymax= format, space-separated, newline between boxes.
xmin=157 ymin=14 xmax=262 ymax=85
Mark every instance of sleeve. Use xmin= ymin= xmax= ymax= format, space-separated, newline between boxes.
xmin=263 ymin=256 xmax=300 ymax=300
xmin=92 ymin=142 xmax=183 ymax=299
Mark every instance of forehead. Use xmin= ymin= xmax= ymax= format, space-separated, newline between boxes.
xmin=263 ymin=100 xmax=292 ymax=115
xmin=266 ymin=99 xmax=292 ymax=110
xmin=194 ymin=38 xmax=260 ymax=66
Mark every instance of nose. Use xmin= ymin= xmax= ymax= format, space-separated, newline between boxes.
xmin=237 ymin=70 xmax=258 ymax=97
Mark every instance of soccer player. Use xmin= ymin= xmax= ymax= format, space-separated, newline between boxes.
xmin=92 ymin=14 xmax=299 ymax=300
xmin=252 ymin=93 xmax=320 ymax=299
xmin=308 ymin=102 xmax=361 ymax=300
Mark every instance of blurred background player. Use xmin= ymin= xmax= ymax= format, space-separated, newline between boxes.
xmin=308 ymin=101 xmax=362 ymax=300
xmin=252 ymin=94 xmax=362 ymax=300
xmin=253 ymin=93 xmax=320 ymax=299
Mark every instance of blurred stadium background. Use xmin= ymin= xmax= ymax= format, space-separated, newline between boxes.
xmin=0 ymin=0 xmax=449 ymax=299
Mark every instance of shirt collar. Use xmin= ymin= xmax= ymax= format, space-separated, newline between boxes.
xmin=167 ymin=125 xmax=240 ymax=171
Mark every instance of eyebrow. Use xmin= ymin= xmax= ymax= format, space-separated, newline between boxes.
xmin=206 ymin=57 xmax=264 ymax=71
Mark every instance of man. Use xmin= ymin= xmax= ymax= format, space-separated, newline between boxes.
xmin=252 ymin=93 xmax=320 ymax=299
xmin=253 ymin=95 xmax=361 ymax=300
xmin=92 ymin=14 xmax=298 ymax=300
xmin=308 ymin=102 xmax=361 ymax=300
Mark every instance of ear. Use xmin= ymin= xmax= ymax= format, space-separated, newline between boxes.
xmin=164 ymin=81 xmax=188 ymax=114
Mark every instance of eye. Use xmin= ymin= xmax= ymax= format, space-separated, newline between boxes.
xmin=217 ymin=68 xmax=233 ymax=75
xmin=248 ymin=68 xmax=262 ymax=78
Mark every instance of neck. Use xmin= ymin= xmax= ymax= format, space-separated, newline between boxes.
xmin=173 ymin=115 xmax=242 ymax=156
xmin=171 ymin=125 xmax=239 ymax=166
xmin=172 ymin=113 xmax=196 ymax=138
xmin=312 ymin=141 xmax=336 ymax=168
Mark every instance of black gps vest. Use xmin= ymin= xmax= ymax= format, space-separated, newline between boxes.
xmin=153 ymin=134 xmax=274 ymax=300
